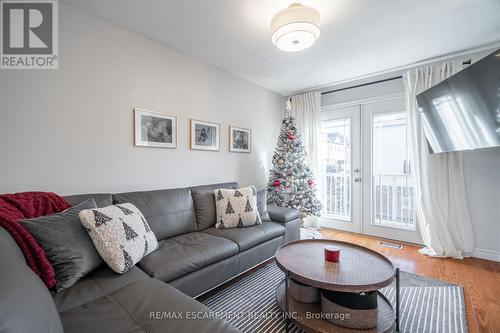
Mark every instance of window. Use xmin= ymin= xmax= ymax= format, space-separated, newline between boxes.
xmin=372 ymin=112 xmax=415 ymax=230
xmin=319 ymin=118 xmax=351 ymax=220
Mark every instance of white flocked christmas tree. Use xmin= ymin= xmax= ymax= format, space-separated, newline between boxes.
xmin=267 ymin=103 xmax=322 ymax=220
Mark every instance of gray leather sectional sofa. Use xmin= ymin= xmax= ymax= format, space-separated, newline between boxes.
xmin=0 ymin=182 xmax=300 ymax=333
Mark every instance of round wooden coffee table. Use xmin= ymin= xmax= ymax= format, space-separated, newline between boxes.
xmin=275 ymin=239 xmax=400 ymax=333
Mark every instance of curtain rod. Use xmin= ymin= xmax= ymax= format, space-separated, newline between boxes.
xmin=320 ymin=59 xmax=472 ymax=96
xmin=321 ymin=76 xmax=402 ymax=95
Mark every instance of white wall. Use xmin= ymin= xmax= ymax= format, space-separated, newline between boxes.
xmin=462 ymin=148 xmax=500 ymax=261
xmin=321 ymin=76 xmax=500 ymax=261
xmin=0 ymin=2 xmax=283 ymax=195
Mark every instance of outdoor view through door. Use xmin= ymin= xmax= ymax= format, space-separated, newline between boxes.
xmin=372 ymin=112 xmax=415 ymax=230
xmin=320 ymin=118 xmax=351 ymax=220
xmin=319 ymin=98 xmax=420 ymax=244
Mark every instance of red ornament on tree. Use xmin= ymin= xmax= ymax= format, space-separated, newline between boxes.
xmin=307 ymin=179 xmax=314 ymax=186
xmin=272 ymin=180 xmax=281 ymax=187
xmin=287 ymin=134 xmax=295 ymax=141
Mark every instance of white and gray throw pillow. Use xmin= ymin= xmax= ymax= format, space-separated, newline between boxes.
xmin=214 ymin=186 xmax=262 ymax=229
xmin=79 ymin=203 xmax=158 ymax=274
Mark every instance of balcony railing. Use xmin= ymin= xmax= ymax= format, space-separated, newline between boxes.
xmin=324 ymin=172 xmax=351 ymax=219
xmin=323 ymin=172 xmax=415 ymax=229
xmin=373 ymin=174 xmax=415 ymax=229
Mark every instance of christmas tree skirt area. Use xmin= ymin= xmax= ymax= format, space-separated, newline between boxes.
xmin=200 ymin=262 xmax=467 ymax=333
xmin=300 ymin=227 xmax=322 ymax=239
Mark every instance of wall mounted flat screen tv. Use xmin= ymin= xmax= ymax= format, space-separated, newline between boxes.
xmin=416 ymin=49 xmax=500 ymax=153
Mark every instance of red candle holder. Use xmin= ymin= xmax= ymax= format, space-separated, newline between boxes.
xmin=324 ymin=246 xmax=340 ymax=262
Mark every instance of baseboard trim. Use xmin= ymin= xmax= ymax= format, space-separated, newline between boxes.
xmin=473 ymin=248 xmax=500 ymax=262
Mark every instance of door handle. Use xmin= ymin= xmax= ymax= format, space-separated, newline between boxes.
xmin=354 ymin=177 xmax=361 ymax=182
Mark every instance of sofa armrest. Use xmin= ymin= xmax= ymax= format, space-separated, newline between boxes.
xmin=267 ymin=205 xmax=300 ymax=223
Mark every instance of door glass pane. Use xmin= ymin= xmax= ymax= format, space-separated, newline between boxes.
xmin=372 ymin=112 xmax=416 ymax=230
xmin=319 ymin=118 xmax=351 ymax=220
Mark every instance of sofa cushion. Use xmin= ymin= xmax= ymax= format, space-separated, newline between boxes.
xmin=64 ymin=193 xmax=113 ymax=208
xmin=114 ymin=188 xmax=197 ymax=240
xmin=52 ymin=266 xmax=149 ymax=313
xmin=202 ymin=226 xmax=266 ymax=252
xmin=169 ymin=256 xmax=240 ymax=298
xmin=254 ymin=221 xmax=286 ymax=241
xmin=58 ymin=277 xmax=239 ymax=333
xmin=203 ymin=222 xmax=285 ymax=252
xmin=21 ymin=199 xmax=103 ymax=292
xmin=79 ymin=203 xmax=158 ymax=274
xmin=0 ymin=228 xmax=64 ymax=333
xmin=138 ymin=232 xmax=238 ymax=282
xmin=190 ymin=182 xmax=239 ymax=230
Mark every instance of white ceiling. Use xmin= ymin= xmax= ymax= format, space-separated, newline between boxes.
xmin=65 ymin=0 xmax=500 ymax=95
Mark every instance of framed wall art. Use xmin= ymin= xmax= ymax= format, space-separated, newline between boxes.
xmin=134 ymin=109 xmax=177 ymax=148
xmin=190 ymin=119 xmax=220 ymax=151
xmin=229 ymin=126 xmax=251 ymax=153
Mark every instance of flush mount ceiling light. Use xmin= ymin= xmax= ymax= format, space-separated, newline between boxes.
xmin=271 ymin=3 xmax=320 ymax=52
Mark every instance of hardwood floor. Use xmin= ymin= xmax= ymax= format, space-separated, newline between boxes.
xmin=320 ymin=228 xmax=500 ymax=333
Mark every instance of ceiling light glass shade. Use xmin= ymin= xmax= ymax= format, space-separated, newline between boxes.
xmin=271 ymin=3 xmax=320 ymax=52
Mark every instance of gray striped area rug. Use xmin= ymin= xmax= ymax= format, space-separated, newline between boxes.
xmin=201 ymin=263 xmax=467 ymax=333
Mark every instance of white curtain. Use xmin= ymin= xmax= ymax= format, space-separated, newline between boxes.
xmin=404 ymin=61 xmax=475 ymax=259
xmin=289 ymin=91 xmax=322 ymax=228
xmin=289 ymin=91 xmax=321 ymax=179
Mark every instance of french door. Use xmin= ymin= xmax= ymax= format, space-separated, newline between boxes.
xmin=318 ymin=97 xmax=422 ymax=244
xmin=318 ymin=105 xmax=362 ymax=233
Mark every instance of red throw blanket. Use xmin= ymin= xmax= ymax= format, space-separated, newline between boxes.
xmin=0 ymin=192 xmax=70 ymax=289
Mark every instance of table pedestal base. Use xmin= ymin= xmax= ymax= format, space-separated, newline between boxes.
xmin=276 ymin=280 xmax=395 ymax=333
